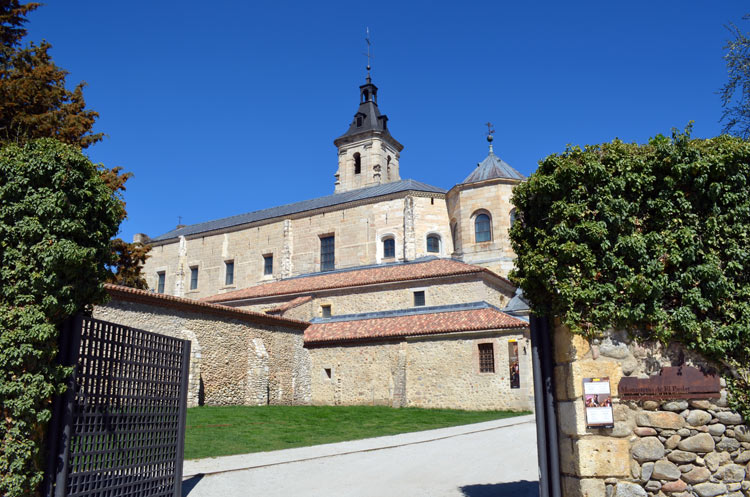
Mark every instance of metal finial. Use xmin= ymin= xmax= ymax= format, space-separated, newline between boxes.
xmin=364 ymin=27 xmax=372 ymax=82
xmin=485 ymin=122 xmax=495 ymax=153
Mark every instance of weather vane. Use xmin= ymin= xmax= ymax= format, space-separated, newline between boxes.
xmin=485 ymin=122 xmax=495 ymax=152
xmin=364 ymin=27 xmax=373 ymax=81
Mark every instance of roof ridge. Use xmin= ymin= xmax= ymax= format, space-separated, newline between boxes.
xmin=150 ymin=178 xmax=445 ymax=242
xmin=103 ymin=283 xmax=309 ymax=329
xmin=310 ymin=301 xmax=496 ymax=324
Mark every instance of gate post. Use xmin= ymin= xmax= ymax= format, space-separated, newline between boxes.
xmin=174 ymin=340 xmax=191 ymax=496
xmin=44 ymin=314 xmax=84 ymax=497
xmin=531 ymin=314 xmax=562 ymax=497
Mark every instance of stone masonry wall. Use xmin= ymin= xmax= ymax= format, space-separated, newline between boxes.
xmin=238 ymin=276 xmax=513 ymax=321
xmin=553 ymin=324 xmax=750 ymax=497
xmin=93 ymin=298 xmax=311 ymax=408
xmin=141 ymin=193 xmax=452 ymax=300
xmin=308 ymin=329 xmax=534 ymax=411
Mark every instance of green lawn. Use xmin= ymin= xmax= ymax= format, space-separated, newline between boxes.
xmin=184 ymin=405 xmax=528 ymax=460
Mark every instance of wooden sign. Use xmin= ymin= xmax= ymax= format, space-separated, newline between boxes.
xmin=619 ymin=366 xmax=720 ymax=400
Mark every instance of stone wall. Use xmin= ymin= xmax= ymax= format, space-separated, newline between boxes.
xmin=238 ymin=275 xmax=513 ymax=321
xmin=141 ymin=192 xmax=454 ymax=299
xmin=94 ymin=297 xmax=311 ymax=408
xmin=308 ymin=329 xmax=534 ymax=411
xmin=446 ymin=178 xmax=518 ymax=278
xmin=552 ymin=324 xmax=750 ymax=497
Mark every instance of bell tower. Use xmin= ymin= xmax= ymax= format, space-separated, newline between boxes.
xmin=333 ymin=74 xmax=404 ymax=193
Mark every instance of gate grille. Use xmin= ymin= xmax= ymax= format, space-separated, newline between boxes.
xmin=47 ymin=316 xmax=190 ymax=497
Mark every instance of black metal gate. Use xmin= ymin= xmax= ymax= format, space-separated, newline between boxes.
xmin=45 ymin=315 xmax=191 ymax=497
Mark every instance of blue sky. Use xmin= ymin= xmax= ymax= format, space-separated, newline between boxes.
xmin=25 ymin=1 xmax=747 ymax=243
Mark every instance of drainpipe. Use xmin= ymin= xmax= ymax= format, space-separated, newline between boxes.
xmin=530 ymin=314 xmax=562 ymax=497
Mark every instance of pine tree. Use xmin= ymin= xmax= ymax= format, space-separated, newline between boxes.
xmin=0 ymin=1 xmax=149 ymax=288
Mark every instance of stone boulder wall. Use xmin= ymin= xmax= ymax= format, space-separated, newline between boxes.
xmin=554 ymin=324 xmax=750 ymax=497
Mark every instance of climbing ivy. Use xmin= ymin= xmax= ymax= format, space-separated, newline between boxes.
xmin=0 ymin=139 xmax=123 ymax=496
xmin=510 ymin=127 xmax=750 ymax=418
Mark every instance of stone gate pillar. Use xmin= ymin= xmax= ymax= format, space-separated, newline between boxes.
xmin=550 ymin=322 xmax=750 ymax=497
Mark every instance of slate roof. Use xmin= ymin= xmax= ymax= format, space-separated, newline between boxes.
xmin=149 ymin=179 xmax=445 ymax=243
xmin=304 ymin=301 xmax=527 ymax=344
xmin=462 ymin=147 xmax=525 ymax=184
xmin=203 ymin=257 xmax=511 ymax=303
xmin=502 ymin=287 xmax=530 ymax=317
xmin=103 ymin=284 xmax=309 ymax=329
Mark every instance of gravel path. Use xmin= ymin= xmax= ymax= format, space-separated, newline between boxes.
xmin=182 ymin=415 xmax=539 ymax=497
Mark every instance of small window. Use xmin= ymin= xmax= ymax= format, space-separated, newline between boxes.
xmin=475 ymin=213 xmax=492 ymax=242
xmin=320 ymin=235 xmax=335 ymax=271
xmin=426 ymin=235 xmax=440 ymax=253
xmin=321 ymin=305 xmax=332 ymax=318
xmin=190 ymin=266 xmax=198 ymax=290
xmin=324 ymin=368 xmax=332 ymax=379
xmin=354 ymin=153 xmax=361 ymax=174
xmin=509 ymin=340 xmax=520 ymax=388
xmin=413 ymin=290 xmax=425 ymax=307
xmin=156 ymin=271 xmax=165 ymax=294
xmin=225 ymin=261 xmax=234 ymax=286
xmin=479 ymin=343 xmax=495 ymax=373
xmin=263 ymin=254 xmax=273 ymax=275
xmin=383 ymin=237 xmax=395 ymax=258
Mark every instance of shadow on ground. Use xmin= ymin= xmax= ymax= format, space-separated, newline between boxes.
xmin=460 ymin=480 xmax=538 ymax=497
xmin=182 ymin=474 xmax=204 ymax=497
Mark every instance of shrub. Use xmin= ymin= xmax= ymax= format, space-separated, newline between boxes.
xmin=510 ymin=128 xmax=750 ymax=418
xmin=0 ymin=139 xmax=123 ymax=496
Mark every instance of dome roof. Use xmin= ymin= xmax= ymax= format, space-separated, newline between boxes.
xmin=461 ymin=146 xmax=525 ymax=184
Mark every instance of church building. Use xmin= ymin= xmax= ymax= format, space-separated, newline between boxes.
xmin=126 ymin=73 xmax=534 ymax=411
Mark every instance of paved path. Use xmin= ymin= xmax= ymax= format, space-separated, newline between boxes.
xmin=182 ymin=414 xmax=539 ymax=497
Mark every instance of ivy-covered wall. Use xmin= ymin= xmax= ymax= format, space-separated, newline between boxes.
xmin=510 ymin=128 xmax=750 ymax=419
xmin=0 ymin=139 xmax=122 ymax=497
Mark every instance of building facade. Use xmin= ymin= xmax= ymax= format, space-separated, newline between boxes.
xmin=131 ymin=74 xmax=533 ymax=411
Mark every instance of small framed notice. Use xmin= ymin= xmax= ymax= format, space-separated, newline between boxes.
xmin=583 ymin=377 xmax=614 ymax=428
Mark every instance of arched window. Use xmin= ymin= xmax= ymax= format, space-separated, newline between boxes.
xmin=510 ymin=208 xmax=518 ymax=229
xmin=354 ymin=153 xmax=361 ymax=174
xmin=383 ymin=237 xmax=395 ymax=258
xmin=475 ymin=213 xmax=492 ymax=242
xmin=426 ymin=234 xmax=440 ymax=253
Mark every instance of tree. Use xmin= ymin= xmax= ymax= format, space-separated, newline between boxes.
xmin=0 ymin=138 xmax=124 ymax=497
xmin=720 ymin=15 xmax=750 ymax=138
xmin=510 ymin=127 xmax=750 ymax=419
xmin=0 ymin=0 xmax=149 ymax=288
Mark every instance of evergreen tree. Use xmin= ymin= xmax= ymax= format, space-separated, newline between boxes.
xmin=0 ymin=0 xmax=149 ymax=287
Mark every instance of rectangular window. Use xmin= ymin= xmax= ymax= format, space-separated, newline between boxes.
xmin=190 ymin=266 xmax=198 ymax=290
xmin=225 ymin=261 xmax=234 ymax=286
xmin=478 ymin=343 xmax=495 ymax=373
xmin=157 ymin=271 xmax=165 ymax=294
xmin=320 ymin=235 xmax=335 ymax=271
xmin=321 ymin=305 xmax=332 ymax=318
xmin=413 ymin=290 xmax=425 ymax=307
xmin=263 ymin=254 xmax=273 ymax=275
xmin=509 ymin=340 xmax=520 ymax=388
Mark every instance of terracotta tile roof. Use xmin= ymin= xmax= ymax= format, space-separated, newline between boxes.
xmin=103 ymin=284 xmax=308 ymax=330
xmin=304 ymin=303 xmax=527 ymax=345
xmin=265 ymin=295 xmax=313 ymax=315
xmin=203 ymin=257 xmax=510 ymax=303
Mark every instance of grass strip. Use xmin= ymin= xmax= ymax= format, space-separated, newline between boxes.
xmin=184 ymin=405 xmax=528 ymax=460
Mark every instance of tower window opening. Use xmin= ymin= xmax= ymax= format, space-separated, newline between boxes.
xmin=362 ymin=90 xmax=369 ymax=102
xmin=475 ymin=213 xmax=492 ymax=242
xmin=356 ymin=115 xmax=363 ymax=127
xmin=354 ymin=153 xmax=361 ymax=174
